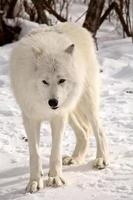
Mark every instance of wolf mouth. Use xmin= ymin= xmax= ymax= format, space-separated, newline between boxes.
xmin=51 ymin=106 xmax=58 ymax=110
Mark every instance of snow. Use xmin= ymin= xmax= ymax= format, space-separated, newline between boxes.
xmin=0 ymin=7 xmax=133 ymax=200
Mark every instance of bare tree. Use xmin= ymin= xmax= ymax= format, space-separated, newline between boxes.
xmin=0 ymin=0 xmax=21 ymax=45
xmin=99 ymin=0 xmax=132 ymax=37
xmin=83 ymin=0 xmax=133 ymax=38
xmin=6 ymin=0 xmax=18 ymax=18
xmin=31 ymin=0 xmax=49 ymax=24
xmin=0 ymin=0 xmax=133 ymax=46
xmin=31 ymin=0 xmax=67 ymax=22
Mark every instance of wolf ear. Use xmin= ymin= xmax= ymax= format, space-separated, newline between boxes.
xmin=32 ymin=47 xmax=43 ymax=58
xmin=65 ymin=44 xmax=75 ymax=55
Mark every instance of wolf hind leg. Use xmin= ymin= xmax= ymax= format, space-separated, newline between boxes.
xmin=63 ymin=113 xmax=90 ymax=165
xmin=85 ymin=102 xmax=109 ymax=169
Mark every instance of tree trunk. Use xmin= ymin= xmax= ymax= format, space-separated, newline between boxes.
xmin=0 ymin=11 xmax=4 ymax=45
xmin=83 ymin=0 xmax=105 ymax=36
xmin=31 ymin=0 xmax=49 ymax=24
xmin=6 ymin=0 xmax=18 ymax=18
xmin=0 ymin=0 xmax=21 ymax=46
xmin=32 ymin=0 xmax=66 ymax=23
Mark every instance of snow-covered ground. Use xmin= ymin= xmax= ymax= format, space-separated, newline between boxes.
xmin=0 ymin=6 xmax=133 ymax=200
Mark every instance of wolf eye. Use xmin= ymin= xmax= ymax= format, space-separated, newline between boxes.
xmin=42 ymin=80 xmax=49 ymax=85
xmin=58 ymin=79 xmax=66 ymax=84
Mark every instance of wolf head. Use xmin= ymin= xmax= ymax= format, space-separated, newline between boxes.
xmin=31 ymin=43 xmax=84 ymax=113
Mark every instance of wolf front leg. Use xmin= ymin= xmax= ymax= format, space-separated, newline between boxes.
xmin=47 ymin=115 xmax=67 ymax=187
xmin=22 ymin=114 xmax=43 ymax=193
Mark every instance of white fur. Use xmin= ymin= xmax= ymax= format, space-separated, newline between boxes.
xmin=10 ymin=22 xmax=109 ymax=193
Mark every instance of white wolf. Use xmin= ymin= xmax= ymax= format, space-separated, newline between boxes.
xmin=10 ymin=22 xmax=109 ymax=193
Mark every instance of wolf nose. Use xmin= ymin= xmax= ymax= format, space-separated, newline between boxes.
xmin=48 ymin=98 xmax=58 ymax=108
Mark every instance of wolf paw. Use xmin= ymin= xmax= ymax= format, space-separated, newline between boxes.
xmin=26 ymin=177 xmax=44 ymax=193
xmin=93 ymin=157 xmax=109 ymax=170
xmin=63 ymin=156 xmax=83 ymax=165
xmin=46 ymin=176 xmax=66 ymax=187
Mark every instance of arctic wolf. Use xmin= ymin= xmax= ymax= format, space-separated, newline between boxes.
xmin=10 ymin=22 xmax=109 ymax=193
